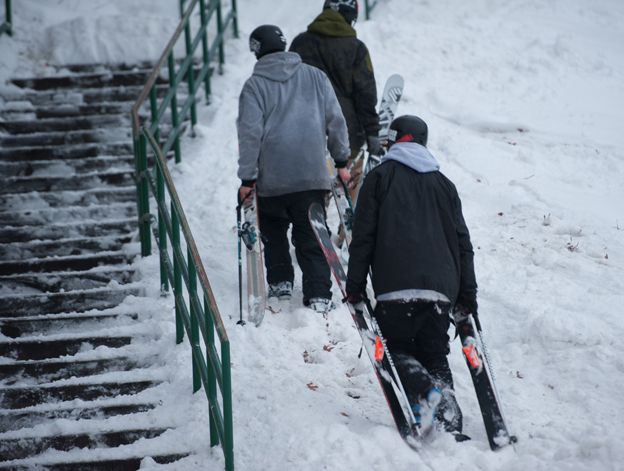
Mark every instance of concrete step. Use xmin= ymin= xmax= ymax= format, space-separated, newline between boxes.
xmin=0 ymin=203 xmax=136 ymax=226
xmin=0 ymin=236 xmax=134 ymax=261
xmin=0 ymin=453 xmax=188 ymax=470
xmin=0 ymin=380 xmax=159 ymax=409
xmin=0 ymin=312 xmax=139 ymax=339
xmin=10 ymin=69 xmax=163 ymax=91
xmin=0 ymin=218 xmax=136 ymax=243
xmin=0 ymin=427 xmax=169 ymax=461
xmin=1 ymin=171 xmax=135 ymax=194
xmin=0 ymin=286 xmax=141 ymax=316
xmin=0 ymin=251 xmax=136 ymax=275
xmin=6 ymin=201 xmax=136 ymax=226
xmin=0 ymin=335 xmax=133 ymax=361
xmin=4 ymin=84 xmax=176 ymax=108
xmin=57 ymin=62 xmax=155 ymax=74
xmin=0 ymin=187 xmax=136 ymax=211
xmin=0 ymin=267 xmax=134 ymax=294
xmin=0 ymin=127 xmax=132 ymax=148
xmin=0 ymin=115 xmax=127 ymax=135
xmin=0 ymin=402 xmax=157 ymax=432
xmin=0 ymin=355 xmax=149 ymax=384
xmin=0 ymin=142 xmax=133 ymax=161
xmin=0 ymin=155 xmax=133 ymax=178
xmin=0 ymin=103 xmax=136 ymax=120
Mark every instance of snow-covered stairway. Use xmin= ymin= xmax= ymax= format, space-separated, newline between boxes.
xmin=0 ymin=64 xmax=190 ymax=469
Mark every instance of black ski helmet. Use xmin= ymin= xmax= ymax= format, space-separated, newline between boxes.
xmin=323 ymin=0 xmax=359 ymax=25
xmin=249 ymin=25 xmax=287 ymax=59
xmin=387 ymin=115 xmax=429 ymax=148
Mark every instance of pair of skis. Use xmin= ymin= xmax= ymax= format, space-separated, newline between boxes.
xmin=236 ymin=192 xmax=266 ymax=327
xmin=308 ymin=202 xmax=516 ymax=450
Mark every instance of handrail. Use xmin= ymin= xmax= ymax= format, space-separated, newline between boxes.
xmin=130 ymin=0 xmax=238 ymax=469
xmin=364 ymin=0 xmax=380 ymax=20
xmin=0 ymin=0 xmax=12 ymax=37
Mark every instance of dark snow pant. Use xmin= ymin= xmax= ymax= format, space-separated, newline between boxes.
xmin=374 ymin=300 xmax=463 ymax=433
xmin=258 ymin=190 xmax=331 ymax=303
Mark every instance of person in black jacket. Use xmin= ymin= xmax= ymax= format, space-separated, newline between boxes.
xmin=345 ymin=115 xmax=478 ymax=436
xmin=290 ymin=0 xmax=382 ymax=200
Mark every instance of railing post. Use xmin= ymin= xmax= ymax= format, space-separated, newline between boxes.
xmin=167 ymin=53 xmax=182 ymax=163
xmin=199 ymin=0 xmax=212 ymax=104
xmin=149 ymin=87 xmax=161 ymax=144
xmin=182 ymin=3 xmax=198 ymax=130
xmin=135 ymin=133 xmax=152 ymax=257
xmin=222 ymin=341 xmax=234 ymax=471
xmin=230 ymin=0 xmax=239 ymax=38
xmin=204 ymin=296 xmax=219 ymax=446
xmin=172 ymin=204 xmax=184 ymax=343
xmin=5 ymin=0 xmax=12 ymax=36
xmin=156 ymin=164 xmax=169 ymax=293
xmin=189 ymin=250 xmax=200 ymax=392
xmin=216 ymin=0 xmax=225 ymax=73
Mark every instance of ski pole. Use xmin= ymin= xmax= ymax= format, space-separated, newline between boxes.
xmin=236 ymin=196 xmax=245 ymax=326
xmin=236 ymin=189 xmax=254 ymax=326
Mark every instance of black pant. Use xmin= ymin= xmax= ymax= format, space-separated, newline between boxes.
xmin=374 ymin=300 xmax=463 ymax=432
xmin=258 ymin=190 xmax=331 ymax=302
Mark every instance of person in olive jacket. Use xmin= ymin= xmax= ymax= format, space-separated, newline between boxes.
xmin=290 ymin=0 xmax=382 ymax=199
xmin=345 ymin=115 xmax=478 ymax=436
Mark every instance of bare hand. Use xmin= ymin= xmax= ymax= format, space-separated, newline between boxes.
xmin=239 ymin=186 xmax=254 ymax=205
xmin=337 ymin=167 xmax=351 ymax=186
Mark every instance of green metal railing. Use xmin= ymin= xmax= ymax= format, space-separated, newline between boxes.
xmin=364 ymin=0 xmax=380 ymax=20
xmin=131 ymin=0 xmax=238 ymax=469
xmin=1 ymin=0 xmax=12 ymax=36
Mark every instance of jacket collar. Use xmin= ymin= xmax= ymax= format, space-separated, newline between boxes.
xmin=307 ymin=9 xmax=356 ymax=38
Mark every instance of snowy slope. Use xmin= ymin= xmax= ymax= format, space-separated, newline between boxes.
xmin=2 ymin=0 xmax=624 ymax=470
xmin=166 ymin=1 xmax=624 ymax=470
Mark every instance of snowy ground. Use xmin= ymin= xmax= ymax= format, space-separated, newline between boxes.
xmin=2 ymin=0 xmax=624 ymax=470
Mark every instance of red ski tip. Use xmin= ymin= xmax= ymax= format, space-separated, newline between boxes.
xmin=374 ymin=336 xmax=384 ymax=362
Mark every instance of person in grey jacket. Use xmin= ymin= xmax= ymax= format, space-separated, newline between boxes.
xmin=237 ymin=24 xmax=351 ymax=313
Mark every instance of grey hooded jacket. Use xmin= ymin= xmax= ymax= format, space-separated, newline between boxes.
xmin=237 ymin=51 xmax=350 ymax=197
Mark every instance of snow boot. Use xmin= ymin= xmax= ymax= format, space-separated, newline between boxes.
xmin=412 ymin=386 xmax=442 ymax=435
xmin=268 ymin=281 xmax=292 ymax=300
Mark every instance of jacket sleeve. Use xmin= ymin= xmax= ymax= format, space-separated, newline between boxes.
xmin=322 ymin=74 xmax=350 ymax=167
xmin=236 ymin=81 xmax=263 ymax=182
xmin=453 ymin=189 xmax=478 ymax=308
xmin=352 ymin=42 xmax=380 ymax=137
xmin=346 ymin=171 xmax=379 ymax=295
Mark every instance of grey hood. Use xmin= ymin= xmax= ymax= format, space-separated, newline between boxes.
xmin=253 ymin=51 xmax=301 ymax=82
xmin=381 ymin=142 xmax=440 ymax=173
xmin=237 ymin=51 xmax=349 ymax=197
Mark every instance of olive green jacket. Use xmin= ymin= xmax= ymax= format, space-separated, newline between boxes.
xmin=290 ymin=9 xmax=380 ymax=152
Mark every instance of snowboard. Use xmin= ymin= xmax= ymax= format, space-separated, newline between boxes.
xmin=378 ymin=73 xmax=405 ymax=142
xmin=455 ymin=312 xmax=517 ymax=450
xmin=240 ymin=192 xmax=267 ymax=326
xmin=359 ymin=74 xmax=405 ymax=189
xmin=308 ymin=202 xmax=430 ymax=447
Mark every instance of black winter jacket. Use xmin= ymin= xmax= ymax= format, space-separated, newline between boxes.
xmin=346 ymin=152 xmax=477 ymax=307
xmin=289 ymin=9 xmax=379 ymax=152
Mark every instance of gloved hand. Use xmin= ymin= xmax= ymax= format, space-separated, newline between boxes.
xmin=366 ymin=135 xmax=384 ymax=157
xmin=455 ymin=301 xmax=482 ymax=332
xmin=343 ymin=292 xmax=364 ymax=305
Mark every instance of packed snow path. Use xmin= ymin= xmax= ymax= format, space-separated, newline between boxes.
xmin=0 ymin=64 xmax=195 ymax=469
xmin=157 ymin=1 xmax=624 ymax=470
